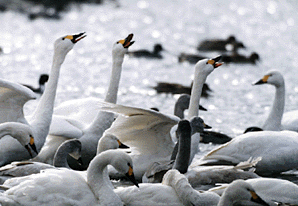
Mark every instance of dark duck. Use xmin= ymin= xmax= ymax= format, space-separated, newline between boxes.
xmin=127 ymin=43 xmax=164 ymax=59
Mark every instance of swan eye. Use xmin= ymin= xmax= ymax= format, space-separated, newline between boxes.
xmin=62 ymin=37 xmax=65 ymax=40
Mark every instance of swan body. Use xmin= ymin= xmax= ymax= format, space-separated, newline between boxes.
xmin=0 ymin=150 xmax=138 ymax=206
xmin=0 ymin=32 xmax=86 ymax=166
xmin=116 ymin=169 xmax=220 ymax=206
xmin=210 ymin=177 xmax=298 ymax=206
xmin=199 ymin=130 xmax=298 ymax=176
xmin=35 ymin=34 xmax=134 ymax=170
xmin=0 ymin=139 xmax=81 ymax=184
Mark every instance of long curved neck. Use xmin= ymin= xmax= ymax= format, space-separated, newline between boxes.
xmin=262 ymin=83 xmax=285 ymax=131
xmin=30 ymin=51 xmax=65 ymax=150
xmin=0 ymin=123 xmax=16 ymax=138
xmin=53 ymin=142 xmax=71 ymax=168
xmin=187 ymin=70 xmax=207 ymax=120
xmin=88 ymin=52 xmax=125 ymax=133
xmin=87 ymin=154 xmax=122 ymax=205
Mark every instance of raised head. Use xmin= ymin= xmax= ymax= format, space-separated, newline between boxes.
xmin=253 ymin=70 xmax=284 ymax=87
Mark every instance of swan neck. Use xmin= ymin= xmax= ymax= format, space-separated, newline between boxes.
xmin=0 ymin=123 xmax=13 ymax=138
xmin=172 ymin=133 xmax=191 ymax=173
xmin=263 ymin=84 xmax=285 ymax=131
xmin=88 ymin=53 xmax=124 ymax=133
xmin=29 ymin=51 xmax=65 ymax=149
xmin=187 ymin=70 xmax=207 ymax=119
xmin=104 ymin=54 xmax=124 ymax=103
xmin=53 ymin=143 xmax=71 ymax=168
xmin=174 ymin=106 xmax=184 ymax=119
xmin=87 ymin=154 xmax=121 ymax=204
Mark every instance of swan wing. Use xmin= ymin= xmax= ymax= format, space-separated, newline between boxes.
xmin=49 ymin=115 xmax=84 ymax=139
xmin=0 ymin=78 xmax=36 ymax=123
xmin=99 ymin=102 xmax=179 ymax=155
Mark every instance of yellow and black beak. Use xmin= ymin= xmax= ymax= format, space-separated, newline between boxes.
xmin=207 ymin=56 xmax=223 ymax=68
xmin=125 ymin=165 xmax=139 ymax=188
xmin=253 ymin=75 xmax=270 ymax=85
xmin=118 ymin=140 xmax=129 ymax=149
xmin=25 ymin=135 xmax=38 ymax=157
xmin=250 ymin=191 xmax=270 ymax=205
xmin=64 ymin=32 xmax=87 ymax=44
xmin=203 ymin=122 xmax=212 ymax=129
xmin=118 ymin=33 xmax=135 ymax=48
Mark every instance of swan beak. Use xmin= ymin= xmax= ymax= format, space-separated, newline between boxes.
xmin=203 ymin=122 xmax=212 ymax=129
xmin=199 ymin=105 xmax=207 ymax=111
xmin=207 ymin=56 xmax=223 ymax=68
xmin=29 ymin=135 xmax=38 ymax=154
xmin=250 ymin=191 xmax=270 ymax=205
xmin=253 ymin=75 xmax=269 ymax=85
xmin=118 ymin=140 xmax=130 ymax=149
xmin=125 ymin=166 xmax=139 ymax=188
xmin=24 ymin=145 xmax=33 ymax=157
xmin=118 ymin=33 xmax=135 ymax=48
xmin=64 ymin=32 xmax=87 ymax=44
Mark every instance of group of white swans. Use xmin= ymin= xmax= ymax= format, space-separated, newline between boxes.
xmin=0 ymin=31 xmax=297 ymax=205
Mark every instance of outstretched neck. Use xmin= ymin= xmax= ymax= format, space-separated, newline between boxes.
xmin=187 ymin=70 xmax=207 ymax=119
xmin=30 ymin=52 xmax=65 ymax=149
xmin=88 ymin=53 xmax=125 ymax=133
xmin=263 ymin=83 xmax=285 ymax=131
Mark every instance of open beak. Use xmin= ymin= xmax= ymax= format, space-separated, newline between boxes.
xmin=63 ymin=32 xmax=87 ymax=44
xmin=207 ymin=56 xmax=223 ymax=68
xmin=72 ymin=32 xmax=87 ymax=43
xmin=118 ymin=140 xmax=129 ymax=149
xmin=118 ymin=33 xmax=135 ymax=48
xmin=125 ymin=165 xmax=139 ymax=188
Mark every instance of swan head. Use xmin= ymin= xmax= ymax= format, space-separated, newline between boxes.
xmin=97 ymin=134 xmax=129 ymax=154
xmin=66 ymin=139 xmax=83 ymax=164
xmin=253 ymin=70 xmax=284 ymax=87
xmin=221 ymin=179 xmax=269 ymax=205
xmin=194 ymin=56 xmax=223 ymax=76
xmin=3 ymin=122 xmax=38 ymax=157
xmin=189 ymin=116 xmax=211 ymax=135
xmin=108 ymin=150 xmax=139 ymax=187
xmin=54 ymin=32 xmax=86 ymax=59
xmin=113 ymin=33 xmax=135 ymax=56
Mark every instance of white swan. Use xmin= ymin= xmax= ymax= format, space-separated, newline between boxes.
xmin=253 ymin=70 xmax=298 ymax=132
xmin=99 ymin=57 xmax=223 ymax=180
xmin=0 ymin=32 xmax=86 ymax=166
xmin=0 ymin=122 xmax=37 ymax=159
xmin=199 ymin=130 xmax=298 ymax=176
xmin=0 ymin=150 xmax=139 ymax=206
xmin=34 ymin=34 xmax=134 ymax=169
xmin=116 ymin=169 xmax=268 ymax=206
xmin=0 ymin=139 xmax=81 ymax=184
xmin=210 ymin=177 xmax=298 ymax=206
